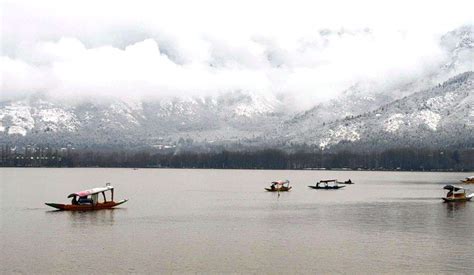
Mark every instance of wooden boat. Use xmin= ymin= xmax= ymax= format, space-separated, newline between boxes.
xmin=309 ymin=179 xmax=345 ymax=190
xmin=442 ymin=185 xmax=473 ymax=202
xmin=265 ymin=180 xmax=292 ymax=192
xmin=342 ymin=179 xmax=355 ymax=184
xmin=460 ymin=176 xmax=474 ymax=184
xmin=45 ymin=183 xmax=128 ymax=211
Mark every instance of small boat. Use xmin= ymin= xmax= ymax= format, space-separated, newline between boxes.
xmin=308 ymin=179 xmax=345 ymax=190
xmin=442 ymin=185 xmax=474 ymax=202
xmin=45 ymin=183 xmax=128 ymax=211
xmin=265 ymin=180 xmax=292 ymax=192
xmin=460 ymin=176 xmax=474 ymax=184
xmin=342 ymin=179 xmax=355 ymax=184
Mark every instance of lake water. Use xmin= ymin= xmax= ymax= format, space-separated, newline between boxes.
xmin=1 ymin=168 xmax=474 ymax=274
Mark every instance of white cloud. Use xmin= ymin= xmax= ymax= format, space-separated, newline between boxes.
xmin=1 ymin=0 xmax=473 ymax=107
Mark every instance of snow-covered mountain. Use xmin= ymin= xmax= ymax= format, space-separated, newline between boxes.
xmin=280 ymin=72 xmax=473 ymax=150
xmin=0 ymin=91 xmax=288 ymax=147
xmin=278 ymin=25 xmax=474 ymax=141
xmin=1 ymin=26 xmax=473 ymax=151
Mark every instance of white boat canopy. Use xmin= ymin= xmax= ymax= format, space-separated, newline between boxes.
xmin=272 ymin=180 xmax=289 ymax=185
xmin=68 ymin=185 xmax=114 ymax=198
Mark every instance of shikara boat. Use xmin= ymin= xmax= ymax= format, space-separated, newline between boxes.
xmin=45 ymin=183 xmax=128 ymax=211
xmin=442 ymin=185 xmax=474 ymax=202
xmin=265 ymin=180 xmax=292 ymax=192
xmin=460 ymin=176 xmax=474 ymax=184
xmin=308 ymin=179 xmax=345 ymax=190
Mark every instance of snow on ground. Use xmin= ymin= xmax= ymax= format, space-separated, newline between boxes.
xmin=37 ymin=108 xmax=78 ymax=132
xmin=319 ymin=125 xmax=360 ymax=149
xmin=417 ymin=110 xmax=441 ymax=131
xmin=0 ymin=103 xmax=35 ymax=136
xmin=234 ymin=93 xmax=278 ymax=117
xmin=426 ymin=92 xmax=455 ymax=110
xmin=384 ymin=113 xmax=405 ymax=133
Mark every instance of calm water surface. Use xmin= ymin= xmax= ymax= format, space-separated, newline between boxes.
xmin=1 ymin=168 xmax=473 ymax=274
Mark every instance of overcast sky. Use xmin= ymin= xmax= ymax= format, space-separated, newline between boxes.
xmin=1 ymin=0 xmax=473 ymax=106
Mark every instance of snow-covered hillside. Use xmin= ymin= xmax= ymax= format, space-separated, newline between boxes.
xmin=283 ymin=72 xmax=473 ymax=150
xmin=1 ymin=26 xmax=473 ymax=151
xmin=0 ymin=91 xmax=287 ymax=146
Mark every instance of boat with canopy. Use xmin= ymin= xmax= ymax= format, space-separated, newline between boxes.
xmin=308 ymin=179 xmax=345 ymax=190
xmin=442 ymin=185 xmax=474 ymax=202
xmin=265 ymin=180 xmax=292 ymax=192
xmin=45 ymin=183 xmax=128 ymax=211
xmin=460 ymin=176 xmax=474 ymax=184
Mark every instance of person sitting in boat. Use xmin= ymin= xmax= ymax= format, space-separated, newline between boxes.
xmin=71 ymin=196 xmax=78 ymax=205
xmin=271 ymin=183 xmax=276 ymax=190
xmin=78 ymin=196 xmax=93 ymax=205
xmin=346 ymin=179 xmax=352 ymax=184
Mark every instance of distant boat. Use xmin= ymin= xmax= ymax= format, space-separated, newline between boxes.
xmin=460 ymin=176 xmax=474 ymax=184
xmin=45 ymin=183 xmax=128 ymax=211
xmin=342 ymin=179 xmax=354 ymax=184
xmin=265 ymin=180 xmax=292 ymax=192
xmin=309 ymin=179 xmax=345 ymax=190
xmin=442 ymin=185 xmax=473 ymax=202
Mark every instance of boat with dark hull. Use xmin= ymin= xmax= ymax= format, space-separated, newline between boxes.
xmin=308 ymin=185 xmax=345 ymax=190
xmin=309 ymin=179 xmax=345 ymax=190
xmin=342 ymin=179 xmax=355 ymax=184
xmin=265 ymin=180 xmax=292 ymax=192
xmin=45 ymin=183 xmax=128 ymax=211
xmin=442 ymin=185 xmax=473 ymax=202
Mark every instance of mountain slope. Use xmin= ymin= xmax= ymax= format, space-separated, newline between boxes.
xmin=284 ymin=72 xmax=473 ymax=150
xmin=278 ymin=25 xmax=474 ymax=140
xmin=0 ymin=91 xmax=288 ymax=147
xmin=1 ymin=26 xmax=473 ymax=151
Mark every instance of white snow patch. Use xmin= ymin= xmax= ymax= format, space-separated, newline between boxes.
xmin=234 ymin=93 xmax=277 ymax=117
xmin=109 ymin=102 xmax=141 ymax=125
xmin=37 ymin=108 xmax=78 ymax=132
xmin=158 ymin=99 xmax=196 ymax=117
xmin=417 ymin=110 xmax=441 ymax=131
xmin=384 ymin=113 xmax=405 ymax=133
xmin=426 ymin=92 xmax=455 ymax=110
xmin=8 ymin=126 xmax=29 ymax=136
xmin=362 ymin=96 xmax=375 ymax=101
xmin=319 ymin=125 xmax=360 ymax=149
xmin=0 ymin=103 xmax=35 ymax=136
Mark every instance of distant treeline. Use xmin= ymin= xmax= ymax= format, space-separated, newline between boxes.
xmin=1 ymin=145 xmax=473 ymax=171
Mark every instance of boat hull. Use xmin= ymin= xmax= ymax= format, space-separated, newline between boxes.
xmin=308 ymin=185 xmax=345 ymax=190
xmin=265 ymin=187 xmax=292 ymax=192
xmin=45 ymin=200 xmax=128 ymax=211
xmin=461 ymin=180 xmax=474 ymax=184
xmin=442 ymin=197 xmax=472 ymax=202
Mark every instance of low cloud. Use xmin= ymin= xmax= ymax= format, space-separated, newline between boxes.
xmin=1 ymin=0 xmax=473 ymax=108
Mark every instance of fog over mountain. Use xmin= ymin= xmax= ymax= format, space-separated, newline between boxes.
xmin=1 ymin=1 xmax=473 ymax=151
